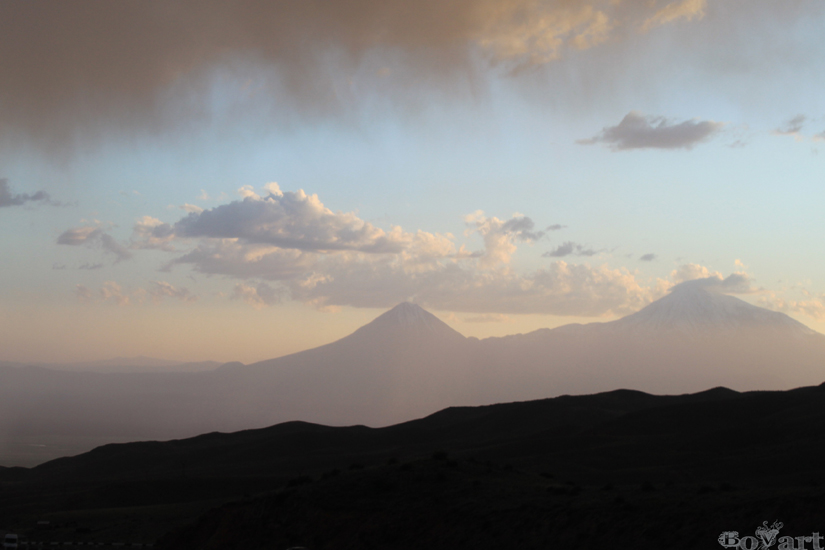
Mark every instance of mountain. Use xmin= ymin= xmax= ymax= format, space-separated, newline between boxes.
xmin=2 ymin=291 xmax=825 ymax=467
xmin=221 ymin=302 xmax=474 ymax=428
xmin=471 ymin=284 xmax=825 ymax=400
xmin=612 ymin=280 xmax=815 ymax=335
xmin=35 ymin=356 xmax=224 ymax=373
xmin=348 ymin=301 xmax=466 ymax=342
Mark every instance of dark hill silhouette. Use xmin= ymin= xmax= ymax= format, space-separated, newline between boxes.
xmin=5 ymin=384 xmax=825 ymax=548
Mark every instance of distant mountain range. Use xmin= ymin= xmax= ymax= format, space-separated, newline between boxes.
xmin=0 ymin=356 xmax=223 ymax=373
xmin=2 ymin=283 xmax=824 ymax=466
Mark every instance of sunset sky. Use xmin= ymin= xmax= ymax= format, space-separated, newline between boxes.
xmin=1 ymin=0 xmax=823 ymax=364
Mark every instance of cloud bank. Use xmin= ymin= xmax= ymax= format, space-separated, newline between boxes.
xmin=2 ymin=0 xmax=811 ymax=154
xmin=115 ymin=184 xmax=664 ymax=316
xmin=58 ymin=184 xmax=808 ymax=320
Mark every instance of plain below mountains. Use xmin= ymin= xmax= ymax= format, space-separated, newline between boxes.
xmin=2 ymin=282 xmax=825 ymax=465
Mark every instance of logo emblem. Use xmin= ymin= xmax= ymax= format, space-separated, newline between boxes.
xmin=755 ymin=521 xmax=783 ymax=548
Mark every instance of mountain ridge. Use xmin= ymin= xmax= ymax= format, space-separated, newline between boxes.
xmin=3 ymin=283 xmax=825 ymax=467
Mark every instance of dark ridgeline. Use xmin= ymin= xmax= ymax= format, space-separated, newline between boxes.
xmin=3 ymin=383 xmax=825 ymax=548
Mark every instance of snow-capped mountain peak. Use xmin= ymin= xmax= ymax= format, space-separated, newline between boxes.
xmin=612 ymin=283 xmax=814 ymax=335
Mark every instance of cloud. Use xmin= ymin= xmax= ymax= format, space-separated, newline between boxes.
xmin=100 ymin=281 xmax=130 ymax=306
xmin=543 ymin=241 xmax=598 ymax=258
xmin=288 ymin=258 xmax=666 ymax=316
xmin=758 ymin=288 xmax=825 ymax=321
xmin=772 ymin=115 xmax=806 ymax=140
xmin=670 ymin=263 xmax=717 ymax=284
xmin=0 ymin=178 xmax=51 ymax=208
xmin=464 ymin=211 xmax=543 ymax=268
xmin=132 ymin=216 xmax=176 ymax=251
xmin=577 ymin=111 xmax=725 ymax=150
xmin=127 ymin=186 xmax=670 ymax=316
xmin=174 ymin=189 xmax=414 ymax=254
xmin=231 ymin=282 xmax=281 ymax=309
xmin=166 ymin=242 xmax=317 ymax=280
xmin=52 ymin=263 xmax=67 ymax=270
xmin=74 ymin=281 xmax=196 ymax=306
xmin=642 ymin=0 xmax=707 ymax=32
xmin=149 ymin=281 xmax=198 ymax=303
xmin=4 ymin=0 xmax=791 ymax=154
xmin=180 ymin=204 xmax=204 ymax=214
xmin=79 ymin=262 xmax=104 ymax=270
xmin=57 ymin=226 xmax=102 ymax=246
xmin=669 ymin=264 xmax=757 ymax=294
xmin=57 ymin=225 xmax=133 ymax=263
xmin=639 ymin=253 xmax=657 ymax=262
xmin=74 ymin=284 xmax=94 ymax=302
xmin=546 ymin=224 xmax=566 ymax=231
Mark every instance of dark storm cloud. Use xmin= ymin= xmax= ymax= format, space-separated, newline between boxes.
xmin=577 ymin=111 xmax=725 ymax=150
xmin=3 ymin=0 xmax=812 ymax=155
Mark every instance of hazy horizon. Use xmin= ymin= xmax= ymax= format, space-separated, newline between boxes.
xmin=1 ymin=1 xmax=824 ymax=367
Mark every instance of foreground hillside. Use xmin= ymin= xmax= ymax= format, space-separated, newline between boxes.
xmin=3 ymin=383 xmax=825 ymax=548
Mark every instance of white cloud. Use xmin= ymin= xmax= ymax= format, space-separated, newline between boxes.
xmin=758 ymin=288 xmax=825 ymax=321
xmin=578 ymin=111 xmax=725 ymax=151
xmin=464 ymin=211 xmax=543 ymax=268
xmin=180 ymin=204 xmax=204 ymax=214
xmin=670 ymin=263 xmax=718 ymax=284
xmin=67 ymin=185 xmax=778 ymax=318
xmin=288 ymin=256 xmax=666 ymax=317
xmin=175 ymin=189 xmax=416 ymax=254
xmin=669 ymin=264 xmax=758 ymax=294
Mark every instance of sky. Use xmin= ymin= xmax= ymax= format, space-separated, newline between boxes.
xmin=1 ymin=0 xmax=824 ymax=364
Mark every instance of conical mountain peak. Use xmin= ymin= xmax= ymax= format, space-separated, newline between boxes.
xmin=613 ymin=283 xmax=814 ymax=334
xmin=350 ymin=302 xmax=465 ymax=341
